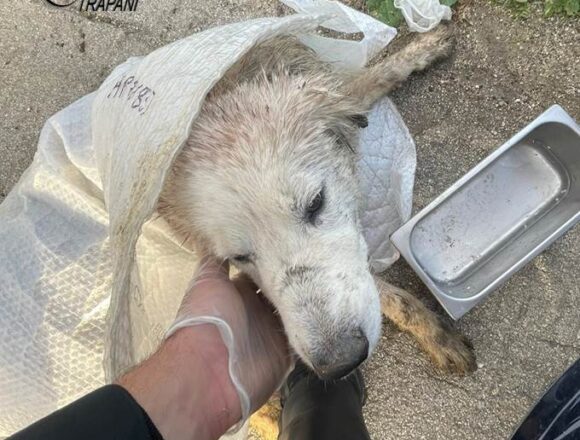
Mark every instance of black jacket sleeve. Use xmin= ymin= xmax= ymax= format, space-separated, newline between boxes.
xmin=9 ymin=384 xmax=163 ymax=440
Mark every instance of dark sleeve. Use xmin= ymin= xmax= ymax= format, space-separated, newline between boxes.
xmin=9 ymin=384 xmax=163 ymax=440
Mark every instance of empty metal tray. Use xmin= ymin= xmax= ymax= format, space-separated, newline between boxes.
xmin=391 ymin=105 xmax=580 ymax=320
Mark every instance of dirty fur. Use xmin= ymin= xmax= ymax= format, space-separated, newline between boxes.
xmin=159 ymin=24 xmax=475 ymax=380
xmin=376 ymin=278 xmax=476 ymax=374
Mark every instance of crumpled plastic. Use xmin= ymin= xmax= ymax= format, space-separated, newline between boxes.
xmin=395 ymin=0 xmax=452 ymax=32
xmin=0 ymin=0 xmax=415 ymax=437
xmin=358 ymin=100 xmax=415 ymax=272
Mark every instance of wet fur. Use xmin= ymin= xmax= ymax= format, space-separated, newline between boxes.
xmin=159 ymin=24 xmax=476 ymax=379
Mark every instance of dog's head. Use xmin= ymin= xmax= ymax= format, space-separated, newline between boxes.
xmin=164 ymin=74 xmax=381 ymax=379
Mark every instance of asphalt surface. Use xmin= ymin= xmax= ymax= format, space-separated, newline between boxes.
xmin=1 ymin=1 xmax=578 ymax=439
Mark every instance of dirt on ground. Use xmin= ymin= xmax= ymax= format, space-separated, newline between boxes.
xmin=364 ymin=2 xmax=579 ymax=439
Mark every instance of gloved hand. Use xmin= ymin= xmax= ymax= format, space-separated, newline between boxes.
xmin=165 ymin=256 xmax=292 ymax=427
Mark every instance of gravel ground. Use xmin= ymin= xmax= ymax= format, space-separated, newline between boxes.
xmin=1 ymin=1 xmax=579 ymax=439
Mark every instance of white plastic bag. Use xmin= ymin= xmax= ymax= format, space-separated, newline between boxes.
xmin=280 ymin=0 xmax=396 ymax=70
xmin=0 ymin=1 xmax=415 ymax=436
xmin=395 ymin=0 xmax=452 ymax=32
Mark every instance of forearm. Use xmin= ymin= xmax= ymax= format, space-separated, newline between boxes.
xmin=117 ymin=324 xmax=242 ymax=440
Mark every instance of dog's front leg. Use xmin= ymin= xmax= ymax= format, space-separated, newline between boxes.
xmin=375 ymin=277 xmax=477 ymax=375
xmin=346 ymin=24 xmax=455 ymax=110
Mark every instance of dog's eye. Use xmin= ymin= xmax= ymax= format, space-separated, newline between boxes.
xmin=305 ymin=189 xmax=324 ymax=223
xmin=231 ymin=254 xmax=252 ymax=264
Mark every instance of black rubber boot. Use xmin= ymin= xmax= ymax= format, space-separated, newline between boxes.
xmin=511 ymin=358 xmax=580 ymax=440
xmin=278 ymin=361 xmax=371 ymax=440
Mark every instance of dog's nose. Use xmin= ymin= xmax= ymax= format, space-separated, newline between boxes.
xmin=312 ymin=328 xmax=369 ymax=381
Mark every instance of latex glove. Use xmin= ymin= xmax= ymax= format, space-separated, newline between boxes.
xmin=165 ymin=257 xmax=291 ymax=428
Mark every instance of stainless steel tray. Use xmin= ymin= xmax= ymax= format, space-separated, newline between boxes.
xmin=391 ymin=105 xmax=580 ymax=320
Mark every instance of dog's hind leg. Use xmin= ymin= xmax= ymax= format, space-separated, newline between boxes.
xmin=346 ymin=24 xmax=455 ymax=109
xmin=375 ymin=277 xmax=477 ymax=375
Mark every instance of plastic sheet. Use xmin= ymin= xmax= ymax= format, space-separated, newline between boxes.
xmin=395 ymin=0 xmax=452 ymax=32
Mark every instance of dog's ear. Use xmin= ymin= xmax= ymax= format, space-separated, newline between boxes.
xmin=325 ymin=126 xmax=356 ymax=154
xmin=348 ymin=114 xmax=368 ymax=128
xmin=317 ymin=94 xmax=368 ymax=152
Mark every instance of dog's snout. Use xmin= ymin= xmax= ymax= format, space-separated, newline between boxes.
xmin=312 ymin=327 xmax=369 ymax=381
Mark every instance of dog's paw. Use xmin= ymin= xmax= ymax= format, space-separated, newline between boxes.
xmin=378 ymin=280 xmax=475 ymax=375
xmin=425 ymin=326 xmax=477 ymax=375
xmin=414 ymin=22 xmax=456 ymax=63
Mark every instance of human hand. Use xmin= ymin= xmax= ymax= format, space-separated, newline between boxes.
xmin=118 ymin=257 xmax=291 ymax=440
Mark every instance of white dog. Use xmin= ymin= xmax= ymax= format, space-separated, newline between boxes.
xmin=159 ymin=24 xmax=475 ymax=380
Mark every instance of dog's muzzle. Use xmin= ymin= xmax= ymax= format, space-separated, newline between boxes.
xmin=311 ymin=326 xmax=369 ymax=380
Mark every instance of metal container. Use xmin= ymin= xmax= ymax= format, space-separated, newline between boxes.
xmin=390 ymin=105 xmax=580 ymax=320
